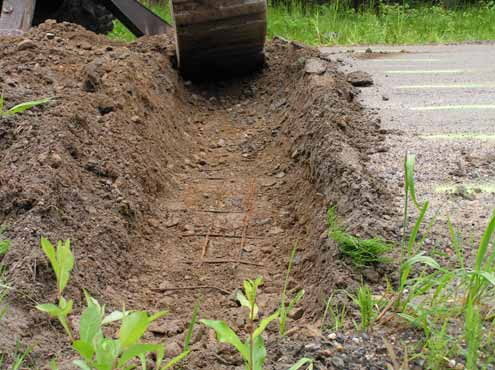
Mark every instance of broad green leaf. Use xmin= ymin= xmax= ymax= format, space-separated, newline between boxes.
xmin=73 ymin=340 xmax=94 ymax=362
xmin=0 ymin=240 xmax=10 ymax=256
xmin=36 ymin=303 xmax=61 ymax=317
xmin=477 ymin=271 xmax=495 ymax=287
xmin=403 ymin=253 xmax=441 ymax=271
xmin=102 ymin=310 xmax=126 ymax=325
xmin=95 ymin=339 xmax=119 ymax=370
xmin=41 ymin=237 xmax=58 ymax=282
xmin=79 ymin=304 xmax=102 ymax=344
xmin=236 ymin=290 xmax=259 ymax=318
xmin=119 ymin=312 xmax=150 ymax=348
xmin=59 ymin=297 xmax=73 ymax=316
xmin=73 ymin=360 xmax=92 ymax=370
xmin=251 ymin=334 xmax=266 ymax=370
xmin=50 ymin=359 xmax=59 ymax=370
xmin=4 ymin=97 xmax=52 ymax=116
xmin=200 ymin=319 xmax=248 ymax=360
xmin=56 ymin=239 xmax=74 ymax=295
xmin=288 ymin=358 xmax=314 ymax=370
xmin=118 ymin=343 xmax=164 ymax=367
xmin=161 ymin=350 xmax=190 ymax=370
xmin=253 ymin=310 xmax=280 ymax=338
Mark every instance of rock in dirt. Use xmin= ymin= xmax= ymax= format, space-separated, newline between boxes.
xmin=346 ymin=71 xmax=374 ymax=87
xmin=17 ymin=39 xmax=37 ymax=51
xmin=304 ymin=58 xmax=327 ymax=75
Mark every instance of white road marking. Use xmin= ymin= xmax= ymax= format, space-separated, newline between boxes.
xmin=411 ymin=105 xmax=495 ymax=111
xmin=387 ymin=69 xmax=465 ymax=74
xmin=397 ymin=83 xmax=495 ymax=89
xmin=372 ymin=58 xmax=443 ymax=62
xmin=422 ymin=133 xmax=495 ymax=140
xmin=436 ymin=183 xmax=495 ymax=194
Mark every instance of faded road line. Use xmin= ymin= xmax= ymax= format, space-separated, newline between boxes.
xmin=372 ymin=58 xmax=443 ymax=62
xmin=386 ymin=69 xmax=466 ymax=74
xmin=422 ymin=133 xmax=495 ymax=140
xmin=411 ymin=105 xmax=495 ymax=111
xmin=397 ymin=83 xmax=495 ymax=89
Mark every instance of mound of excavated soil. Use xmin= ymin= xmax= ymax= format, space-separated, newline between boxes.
xmin=0 ymin=21 xmax=393 ymax=369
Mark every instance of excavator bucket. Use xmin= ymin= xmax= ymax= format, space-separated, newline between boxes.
xmin=0 ymin=0 xmax=36 ymax=36
xmin=172 ymin=0 xmax=267 ymax=79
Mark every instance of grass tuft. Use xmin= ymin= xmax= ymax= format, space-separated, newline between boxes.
xmin=328 ymin=207 xmax=392 ymax=267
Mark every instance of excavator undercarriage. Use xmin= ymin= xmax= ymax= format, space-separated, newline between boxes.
xmin=0 ymin=0 xmax=267 ymax=78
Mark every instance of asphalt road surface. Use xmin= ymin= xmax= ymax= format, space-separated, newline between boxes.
xmin=324 ymin=44 xmax=495 ymax=252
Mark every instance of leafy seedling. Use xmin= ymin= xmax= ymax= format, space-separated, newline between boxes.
xmin=0 ymin=94 xmax=52 ymax=117
xmin=201 ymin=277 xmax=313 ymax=370
xmin=37 ymin=237 xmax=199 ymax=369
xmin=279 ymin=244 xmax=305 ymax=336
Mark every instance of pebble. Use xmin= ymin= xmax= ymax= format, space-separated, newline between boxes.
xmin=334 ymin=343 xmax=345 ymax=352
xmin=328 ymin=332 xmax=337 ymax=340
xmin=304 ymin=58 xmax=327 ymax=75
xmin=331 ymin=356 xmax=345 ymax=368
xmin=17 ymin=39 xmax=36 ymax=51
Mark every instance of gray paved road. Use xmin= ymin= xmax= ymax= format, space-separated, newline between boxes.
xmin=323 ymin=44 xmax=495 ymax=248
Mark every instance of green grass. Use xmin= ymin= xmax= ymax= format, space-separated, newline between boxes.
xmin=109 ymin=1 xmax=495 ymax=45
xmin=327 ymin=207 xmax=393 ymax=267
xmin=268 ymin=1 xmax=495 ymax=45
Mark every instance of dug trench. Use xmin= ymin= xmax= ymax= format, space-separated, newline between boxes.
xmin=0 ymin=22 xmax=397 ymax=369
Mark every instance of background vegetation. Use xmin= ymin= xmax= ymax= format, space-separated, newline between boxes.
xmin=111 ymin=0 xmax=495 ymax=45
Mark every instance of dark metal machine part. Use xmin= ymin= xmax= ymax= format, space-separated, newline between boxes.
xmin=0 ymin=0 xmax=170 ymax=37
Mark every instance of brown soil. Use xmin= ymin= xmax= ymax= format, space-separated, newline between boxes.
xmin=0 ymin=21 xmax=393 ymax=369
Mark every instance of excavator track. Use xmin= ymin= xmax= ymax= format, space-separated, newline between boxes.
xmin=172 ymin=0 xmax=267 ymax=78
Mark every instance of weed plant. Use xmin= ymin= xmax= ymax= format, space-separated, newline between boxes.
xmin=278 ymin=245 xmax=305 ymax=336
xmin=201 ymin=276 xmax=313 ymax=370
xmin=0 ymin=94 xmax=52 ymax=117
xmin=37 ymin=237 xmax=198 ymax=370
xmin=328 ymin=207 xmax=392 ymax=267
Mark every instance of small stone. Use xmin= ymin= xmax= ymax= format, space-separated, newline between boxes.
xmin=382 ymin=95 xmax=390 ymax=101
xmin=328 ymin=332 xmax=337 ymax=340
xmin=217 ymin=139 xmax=225 ymax=147
xmin=365 ymin=47 xmax=373 ymax=53
xmin=331 ymin=356 xmax=345 ymax=368
xmin=49 ymin=153 xmax=62 ymax=169
xmin=46 ymin=32 xmax=55 ymax=40
xmin=304 ymin=58 xmax=327 ymax=75
xmin=97 ymin=95 xmax=114 ymax=115
xmin=334 ymin=343 xmax=344 ymax=352
xmin=304 ymin=342 xmax=321 ymax=351
xmin=17 ymin=39 xmax=36 ymax=51
xmin=352 ymin=337 xmax=360 ymax=344
xmin=448 ymin=359 xmax=456 ymax=368
xmin=149 ymin=320 xmax=183 ymax=336
xmin=166 ymin=341 xmax=182 ymax=358
xmin=288 ymin=307 xmax=304 ymax=320
xmin=346 ymin=71 xmax=374 ymax=87
xmin=274 ymin=171 xmax=286 ymax=178
xmin=269 ymin=226 xmax=284 ymax=235
xmin=131 ymin=115 xmax=141 ymax=124
xmin=78 ymin=41 xmax=92 ymax=50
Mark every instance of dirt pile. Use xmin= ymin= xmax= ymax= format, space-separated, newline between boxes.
xmin=0 ymin=21 xmax=392 ymax=369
